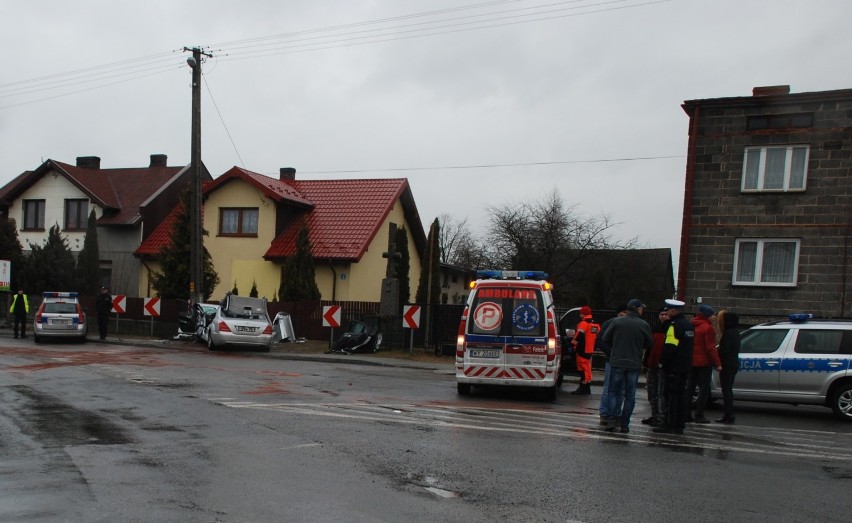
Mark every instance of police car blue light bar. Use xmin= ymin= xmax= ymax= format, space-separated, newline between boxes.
xmin=475 ymin=270 xmax=549 ymax=280
xmin=42 ymin=292 xmax=79 ymax=298
xmin=788 ymin=313 xmax=814 ymax=323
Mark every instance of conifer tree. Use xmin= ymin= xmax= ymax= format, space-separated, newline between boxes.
xmin=394 ymin=226 xmax=410 ymax=307
xmin=279 ymin=223 xmax=320 ymax=301
xmin=24 ymin=225 xmax=76 ymax=293
xmin=415 ymin=218 xmax=440 ymax=305
xmin=75 ymin=209 xmax=101 ymax=294
xmin=150 ymin=191 xmax=220 ymax=300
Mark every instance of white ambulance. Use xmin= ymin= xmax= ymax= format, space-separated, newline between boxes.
xmin=455 ymin=270 xmax=563 ymax=401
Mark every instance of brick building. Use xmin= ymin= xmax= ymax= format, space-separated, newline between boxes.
xmin=678 ymin=85 xmax=852 ymax=319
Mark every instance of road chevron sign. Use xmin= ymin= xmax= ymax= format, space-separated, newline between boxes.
xmin=112 ymin=295 xmax=126 ymax=314
xmin=322 ymin=305 xmax=341 ymax=328
xmin=402 ymin=305 xmax=421 ymax=329
xmin=143 ymin=297 xmax=161 ymax=317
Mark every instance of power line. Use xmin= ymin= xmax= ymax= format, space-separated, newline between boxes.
xmin=297 ymin=155 xmax=685 ymax=175
xmin=202 ymin=72 xmax=245 ymax=168
xmin=0 ymin=0 xmax=669 ymax=107
xmin=216 ymin=0 xmax=669 ymax=61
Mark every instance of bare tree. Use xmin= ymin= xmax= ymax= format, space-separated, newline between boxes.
xmin=483 ymin=189 xmax=633 ymax=302
xmin=437 ymin=213 xmax=489 ymax=270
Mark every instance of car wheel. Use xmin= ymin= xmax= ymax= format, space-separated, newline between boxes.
xmin=33 ymin=335 xmax=41 ymax=344
xmin=207 ymin=335 xmax=217 ymax=351
xmin=543 ymin=382 xmax=558 ymax=402
xmin=830 ymin=383 xmax=852 ymax=421
xmin=457 ymin=383 xmax=471 ymax=395
xmin=372 ymin=332 xmax=383 ymax=353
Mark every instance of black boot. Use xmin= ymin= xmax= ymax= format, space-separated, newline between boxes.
xmin=571 ymin=383 xmax=591 ymax=395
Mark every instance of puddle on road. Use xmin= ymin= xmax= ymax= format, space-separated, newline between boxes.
xmin=9 ymin=385 xmax=134 ymax=446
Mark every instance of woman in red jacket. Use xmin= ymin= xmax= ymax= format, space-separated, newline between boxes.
xmin=686 ymin=304 xmax=721 ymax=423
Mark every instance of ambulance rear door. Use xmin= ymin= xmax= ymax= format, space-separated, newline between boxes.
xmin=464 ymin=283 xmax=549 ymax=384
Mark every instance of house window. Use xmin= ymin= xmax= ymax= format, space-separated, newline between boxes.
xmin=22 ymin=200 xmax=46 ymax=230
xmin=219 ymin=208 xmax=259 ymax=236
xmin=733 ymin=239 xmax=800 ymax=287
xmin=64 ymin=199 xmax=89 ymax=231
xmin=742 ymin=145 xmax=809 ymax=192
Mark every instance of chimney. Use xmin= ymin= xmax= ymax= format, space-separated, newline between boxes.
xmin=149 ymin=154 xmax=167 ymax=167
xmin=753 ymin=85 xmax=790 ymax=97
xmin=279 ymin=167 xmax=296 ymax=181
xmin=76 ymin=156 xmax=101 ymax=169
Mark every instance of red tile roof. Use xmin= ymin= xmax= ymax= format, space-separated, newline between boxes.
xmin=266 ymin=178 xmax=409 ymax=260
xmin=135 ymin=168 xmax=424 ymax=263
xmin=52 ymin=161 xmax=186 ymax=225
xmin=0 ymin=159 xmax=186 ymax=226
xmin=134 ymin=203 xmax=181 ymax=257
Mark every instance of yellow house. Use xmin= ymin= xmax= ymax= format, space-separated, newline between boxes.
xmin=135 ymin=167 xmax=426 ymax=303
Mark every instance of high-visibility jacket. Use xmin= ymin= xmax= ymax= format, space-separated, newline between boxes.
xmin=10 ymin=293 xmax=29 ymax=315
xmin=572 ymin=315 xmax=600 ymax=358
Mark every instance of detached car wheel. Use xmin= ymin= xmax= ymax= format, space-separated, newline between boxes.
xmin=830 ymin=383 xmax=852 ymax=421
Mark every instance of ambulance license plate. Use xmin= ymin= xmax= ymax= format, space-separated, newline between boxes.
xmin=469 ymin=349 xmax=500 ymax=358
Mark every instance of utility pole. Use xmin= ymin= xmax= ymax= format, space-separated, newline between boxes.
xmin=184 ymin=47 xmax=212 ymax=307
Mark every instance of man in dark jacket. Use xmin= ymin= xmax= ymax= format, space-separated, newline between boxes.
xmin=601 ymin=298 xmax=653 ymax=433
xmin=95 ymin=287 xmax=112 ymax=340
xmin=653 ymin=299 xmax=695 ymax=435
xmin=715 ymin=310 xmax=741 ymax=423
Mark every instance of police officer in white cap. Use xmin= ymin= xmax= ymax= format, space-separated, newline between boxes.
xmin=653 ymin=299 xmax=694 ymax=435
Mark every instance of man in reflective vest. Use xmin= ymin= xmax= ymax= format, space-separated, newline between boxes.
xmin=9 ymin=289 xmax=29 ymax=338
xmin=653 ymin=299 xmax=695 ymax=435
xmin=571 ymin=306 xmax=600 ymax=395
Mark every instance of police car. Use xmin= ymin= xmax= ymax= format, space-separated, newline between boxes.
xmin=710 ymin=314 xmax=852 ymax=421
xmin=455 ymin=270 xmax=563 ymax=401
xmin=33 ymin=292 xmax=88 ymax=343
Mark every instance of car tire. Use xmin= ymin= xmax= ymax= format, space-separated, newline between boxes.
xmin=543 ymin=382 xmax=558 ymax=402
xmin=207 ymin=335 xmax=217 ymax=351
xmin=830 ymin=383 xmax=852 ymax=421
xmin=457 ymin=383 xmax=471 ymax=395
xmin=33 ymin=335 xmax=41 ymax=344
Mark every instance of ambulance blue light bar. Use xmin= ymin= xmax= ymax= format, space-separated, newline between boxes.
xmin=42 ymin=292 xmax=79 ymax=298
xmin=475 ymin=270 xmax=549 ymax=280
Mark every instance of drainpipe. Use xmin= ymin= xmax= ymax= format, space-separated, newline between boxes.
xmin=841 ymin=224 xmax=849 ymax=317
xmin=677 ymin=105 xmax=700 ymax=300
xmin=328 ymin=263 xmax=337 ymax=302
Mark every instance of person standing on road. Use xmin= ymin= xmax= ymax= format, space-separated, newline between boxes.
xmin=602 ymin=299 xmax=653 ymax=433
xmin=570 ymin=306 xmax=600 ymax=395
xmin=641 ymin=307 xmax=669 ymax=426
xmin=596 ymin=304 xmax=628 ymax=425
xmin=9 ymin=289 xmax=29 ymax=338
xmin=686 ymin=304 xmax=721 ymax=424
xmin=96 ymin=287 xmax=112 ymax=340
xmin=715 ymin=310 xmax=741 ymax=424
xmin=653 ymin=299 xmax=695 ymax=435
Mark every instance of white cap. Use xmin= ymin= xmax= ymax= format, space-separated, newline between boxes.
xmin=665 ymin=299 xmax=686 ymax=309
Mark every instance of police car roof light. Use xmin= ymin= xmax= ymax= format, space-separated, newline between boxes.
xmin=42 ymin=291 xmax=79 ymax=298
xmin=788 ymin=313 xmax=814 ymax=323
xmin=475 ymin=270 xmax=549 ymax=280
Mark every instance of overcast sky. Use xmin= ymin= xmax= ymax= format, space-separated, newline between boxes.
xmin=2 ymin=0 xmax=851 ymax=274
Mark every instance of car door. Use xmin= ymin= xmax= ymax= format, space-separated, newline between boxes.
xmin=735 ymin=327 xmax=792 ymax=395
xmin=779 ymin=329 xmax=850 ymax=398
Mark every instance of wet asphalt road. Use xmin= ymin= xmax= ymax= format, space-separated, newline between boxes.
xmin=1 ymin=338 xmax=851 ymax=522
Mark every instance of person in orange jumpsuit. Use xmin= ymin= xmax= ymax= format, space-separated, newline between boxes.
xmin=571 ymin=306 xmax=600 ymax=395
